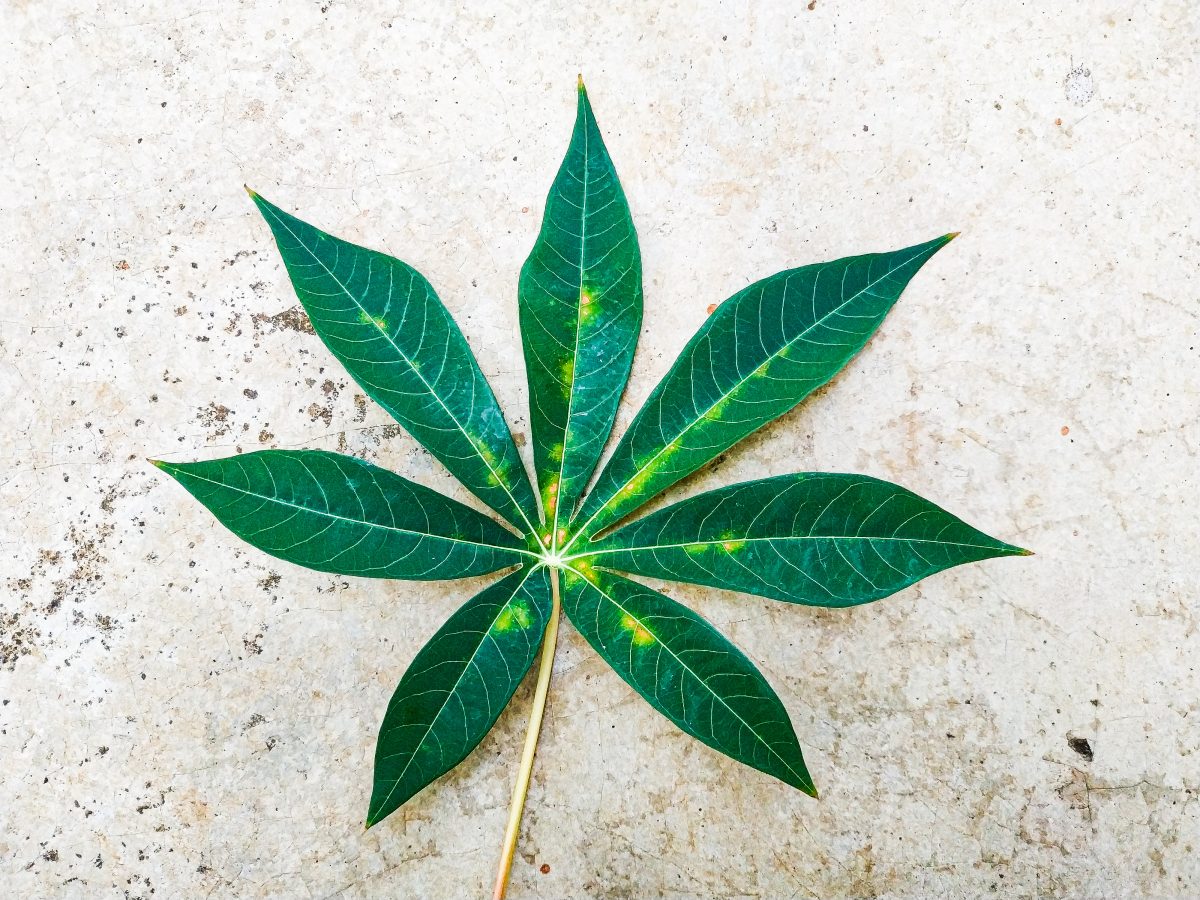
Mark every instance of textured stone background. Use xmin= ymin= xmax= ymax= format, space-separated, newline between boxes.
xmin=3 ymin=2 xmax=1198 ymax=897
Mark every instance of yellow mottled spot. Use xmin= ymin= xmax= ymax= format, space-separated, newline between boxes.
xmin=542 ymin=480 xmax=559 ymax=518
xmin=570 ymin=559 xmax=599 ymax=583
xmin=720 ymin=534 xmax=746 ymax=553
xmin=494 ymin=602 xmax=533 ymax=633
xmin=357 ymin=310 xmax=388 ymax=330
xmin=579 ymin=288 xmax=602 ymax=324
xmin=684 ymin=542 xmax=709 ymax=556
xmin=707 ymin=396 xmax=733 ymax=419
xmin=560 ymin=359 xmax=575 ymax=385
xmin=617 ymin=467 xmax=655 ymax=501
xmin=548 ymin=443 xmax=564 ymax=463
xmin=556 ymin=527 xmax=568 ymax=546
xmin=619 ymin=613 xmax=656 ymax=646
xmin=632 ymin=439 xmax=681 ymax=477
xmin=486 ymin=471 xmax=501 ymax=487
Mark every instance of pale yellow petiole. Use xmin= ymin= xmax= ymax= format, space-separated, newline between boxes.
xmin=492 ymin=565 xmax=561 ymax=900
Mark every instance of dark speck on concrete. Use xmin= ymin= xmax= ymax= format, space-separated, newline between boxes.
xmin=1068 ymin=736 xmax=1094 ymax=761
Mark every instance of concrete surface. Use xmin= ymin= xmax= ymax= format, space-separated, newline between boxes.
xmin=3 ymin=2 xmax=1198 ymax=897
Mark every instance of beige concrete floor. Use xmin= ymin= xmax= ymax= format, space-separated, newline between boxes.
xmin=3 ymin=2 xmax=1198 ymax=897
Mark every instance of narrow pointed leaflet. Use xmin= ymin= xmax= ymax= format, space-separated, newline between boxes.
xmin=519 ymin=79 xmax=642 ymax=540
xmin=369 ymin=566 xmax=553 ymax=826
xmin=153 ymin=451 xmax=530 ymax=579
xmin=583 ymin=473 xmax=1028 ymax=606
xmin=249 ymin=191 xmax=539 ymax=533
xmin=561 ymin=566 xmax=815 ymax=795
xmin=568 ymin=236 xmax=957 ymax=544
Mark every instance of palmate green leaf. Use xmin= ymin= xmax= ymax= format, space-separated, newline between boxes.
xmin=249 ymin=191 xmax=540 ymax=534
xmin=519 ymin=79 xmax=641 ymax=538
xmin=562 ymin=566 xmax=814 ymax=794
xmin=153 ymin=450 xmax=531 ymax=579
xmin=369 ymin=566 xmax=553 ymax=826
xmin=567 ymin=235 xmax=957 ymax=545
xmin=583 ymin=473 xmax=1029 ymax=607
xmin=149 ymin=82 xmax=1030 ymax=872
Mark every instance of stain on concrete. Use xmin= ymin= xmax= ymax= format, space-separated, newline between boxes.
xmin=1064 ymin=63 xmax=1095 ymax=106
xmin=251 ymin=305 xmax=315 ymax=335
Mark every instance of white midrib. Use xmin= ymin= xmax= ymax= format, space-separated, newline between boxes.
xmin=569 ymin=533 xmax=1010 ymax=561
xmin=563 ymin=245 xmax=933 ymax=555
xmin=550 ymin=106 xmax=591 ymax=555
xmin=260 ymin=203 xmax=541 ymax=540
xmin=565 ymin=565 xmax=812 ymax=791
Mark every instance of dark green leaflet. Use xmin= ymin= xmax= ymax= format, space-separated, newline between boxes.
xmin=369 ymin=566 xmax=553 ymax=826
xmin=568 ymin=236 xmax=956 ymax=545
xmin=584 ymin=473 xmax=1028 ymax=607
xmin=561 ymin=566 xmax=814 ymax=795
xmin=153 ymin=450 xmax=531 ymax=580
xmin=249 ymin=191 xmax=539 ymax=533
xmin=518 ymin=81 xmax=641 ymax=538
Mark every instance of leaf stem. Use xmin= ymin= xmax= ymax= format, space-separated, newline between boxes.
xmin=492 ymin=565 xmax=561 ymax=900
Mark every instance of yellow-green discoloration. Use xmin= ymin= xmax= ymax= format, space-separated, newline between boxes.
xmin=357 ymin=310 xmax=388 ymax=331
xmin=476 ymin=443 xmax=516 ymax=490
xmin=570 ymin=560 xmax=599 ymax=583
xmin=616 ymin=466 xmax=656 ymax=502
xmin=720 ymin=535 xmax=746 ymax=552
xmin=619 ymin=613 xmax=656 ymax=646
xmin=494 ymin=601 xmax=533 ymax=633
xmin=579 ymin=288 xmax=602 ymax=324
xmin=705 ymin=395 xmax=734 ymax=420
xmin=560 ymin=359 xmax=575 ymax=386
xmin=628 ymin=439 xmax=682 ymax=488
